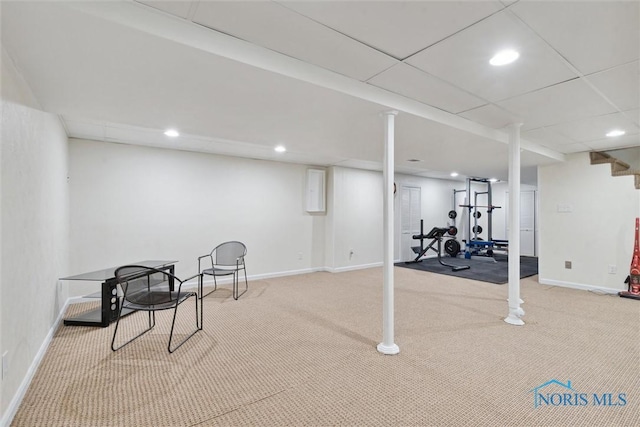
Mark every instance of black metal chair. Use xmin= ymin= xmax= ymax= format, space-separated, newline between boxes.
xmin=112 ymin=265 xmax=201 ymax=353
xmin=198 ymin=241 xmax=248 ymax=300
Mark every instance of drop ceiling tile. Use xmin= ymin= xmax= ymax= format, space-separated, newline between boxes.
xmin=522 ymin=127 xmax=576 ymax=148
xmin=547 ymin=112 xmax=639 ymax=143
xmin=406 ymin=10 xmax=578 ymax=103
xmin=279 ymin=0 xmax=504 ymax=59
xmin=510 ymin=1 xmax=639 ymax=75
xmin=587 ymin=61 xmax=639 ymax=112
xmin=333 ymin=159 xmax=383 ymax=172
xmin=555 ymin=142 xmax=593 ymax=154
xmin=496 ymin=78 xmax=617 ymax=130
xmin=585 ymin=133 xmax=640 ymax=151
xmin=395 ymin=164 xmax=431 ymax=176
xmin=457 ymin=103 xmax=523 ymax=129
xmin=367 ymin=63 xmax=486 ymax=114
xmin=135 ymin=1 xmax=193 ymax=19
xmin=191 ymin=1 xmax=397 ymax=81
xmin=624 ymin=109 xmax=640 ymax=126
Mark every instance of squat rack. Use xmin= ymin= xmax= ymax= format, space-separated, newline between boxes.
xmin=458 ymin=177 xmax=502 ymax=259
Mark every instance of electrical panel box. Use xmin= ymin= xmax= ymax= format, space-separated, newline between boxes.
xmin=306 ymin=169 xmax=326 ymax=213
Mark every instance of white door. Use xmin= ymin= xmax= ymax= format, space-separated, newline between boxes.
xmin=401 ymin=186 xmax=422 ymax=261
xmin=506 ymin=190 xmax=536 ymax=257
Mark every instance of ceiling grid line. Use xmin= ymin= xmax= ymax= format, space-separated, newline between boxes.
xmin=6 ymin=0 xmax=638 ymax=183
xmin=397 ymin=4 xmax=509 ymax=63
xmin=506 ymin=8 xmax=631 ymax=119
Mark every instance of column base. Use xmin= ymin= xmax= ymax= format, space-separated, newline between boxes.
xmin=504 ymin=314 xmax=525 ymax=326
xmin=377 ymin=342 xmax=400 ymax=355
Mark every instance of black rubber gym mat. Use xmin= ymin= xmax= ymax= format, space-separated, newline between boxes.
xmin=395 ymin=255 xmax=538 ymax=285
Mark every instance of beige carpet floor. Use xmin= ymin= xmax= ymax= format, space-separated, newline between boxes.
xmin=10 ymin=267 xmax=640 ymax=426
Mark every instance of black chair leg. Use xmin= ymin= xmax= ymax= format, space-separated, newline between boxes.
xmin=200 ymin=273 xmax=217 ymax=300
xmin=111 ymin=308 xmax=156 ymax=352
xmin=234 ymin=267 xmax=248 ymax=300
xmin=198 ymin=274 xmax=204 ymax=329
xmin=168 ymin=293 xmax=200 ymax=353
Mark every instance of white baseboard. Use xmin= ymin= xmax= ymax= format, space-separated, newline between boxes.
xmin=0 ymin=299 xmax=70 ymax=427
xmin=538 ymin=278 xmax=621 ymax=295
xmin=324 ymin=262 xmax=383 ymax=273
xmin=64 ymin=267 xmax=329 ymax=303
xmin=181 ymin=267 xmax=326 ymax=290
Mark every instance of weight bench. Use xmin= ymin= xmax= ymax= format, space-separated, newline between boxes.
xmin=406 ymin=221 xmax=470 ymax=272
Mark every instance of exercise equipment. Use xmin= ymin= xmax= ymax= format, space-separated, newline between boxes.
xmin=444 ymin=239 xmax=460 ymax=257
xmin=448 ymin=210 xmax=457 ymax=219
xmin=460 ymin=178 xmax=504 ymax=259
xmin=406 ymin=220 xmax=470 ymax=271
xmin=619 ymin=217 xmax=640 ymax=300
xmin=448 ymin=226 xmax=458 ymax=236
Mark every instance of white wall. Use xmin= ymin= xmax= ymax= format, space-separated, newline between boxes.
xmin=325 ymin=166 xmax=383 ymax=270
xmin=325 ymin=168 xmax=513 ymax=266
xmin=394 ymin=174 xmax=463 ymax=261
xmin=538 ymin=152 xmax=640 ymax=291
xmin=492 ymin=182 xmax=538 ymax=252
xmin=1 ymin=48 xmax=69 ymax=422
xmin=67 ymin=139 xmax=325 ymax=295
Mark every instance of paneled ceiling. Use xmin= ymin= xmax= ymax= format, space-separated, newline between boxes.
xmin=2 ymin=1 xmax=638 ymax=184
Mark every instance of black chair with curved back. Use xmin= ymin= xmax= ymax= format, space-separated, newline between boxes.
xmin=198 ymin=241 xmax=248 ymax=300
xmin=112 ymin=265 xmax=201 ymax=353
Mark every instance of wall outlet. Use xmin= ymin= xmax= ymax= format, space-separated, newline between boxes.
xmin=2 ymin=351 xmax=8 ymax=380
xmin=608 ymin=265 xmax=617 ymax=274
xmin=565 ymin=261 xmax=572 ymax=269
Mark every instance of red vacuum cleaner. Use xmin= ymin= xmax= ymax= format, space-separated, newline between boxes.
xmin=619 ymin=217 xmax=640 ymax=300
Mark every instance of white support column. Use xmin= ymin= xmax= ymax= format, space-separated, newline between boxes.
xmin=505 ymin=123 xmax=525 ymax=326
xmin=378 ymin=111 xmax=400 ymax=355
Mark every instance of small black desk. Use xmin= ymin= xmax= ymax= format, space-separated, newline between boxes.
xmin=61 ymin=260 xmax=177 ymax=327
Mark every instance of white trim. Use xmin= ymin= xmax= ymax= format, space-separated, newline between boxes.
xmin=187 ymin=267 xmax=326 ymax=288
xmin=0 ymin=299 xmax=70 ymax=427
xmin=325 ymin=262 xmax=383 ymax=274
xmin=538 ymin=278 xmax=621 ymax=295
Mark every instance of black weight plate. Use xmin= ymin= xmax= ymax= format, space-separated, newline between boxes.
xmin=448 ymin=226 xmax=458 ymax=236
xmin=473 ymin=211 xmax=482 ymax=219
xmin=444 ymin=239 xmax=460 ymax=257
xmin=448 ymin=210 xmax=457 ymax=219
xmin=472 ymin=225 xmax=483 ymax=234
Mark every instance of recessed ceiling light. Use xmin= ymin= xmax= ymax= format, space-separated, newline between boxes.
xmin=489 ymin=49 xmax=520 ymax=66
xmin=274 ymin=145 xmax=286 ymax=153
xmin=606 ymin=129 xmax=625 ymax=137
xmin=164 ymin=129 xmax=179 ymax=137
xmin=489 ymin=178 xmax=499 ymax=183
xmin=450 ymin=172 xmax=459 ymax=177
